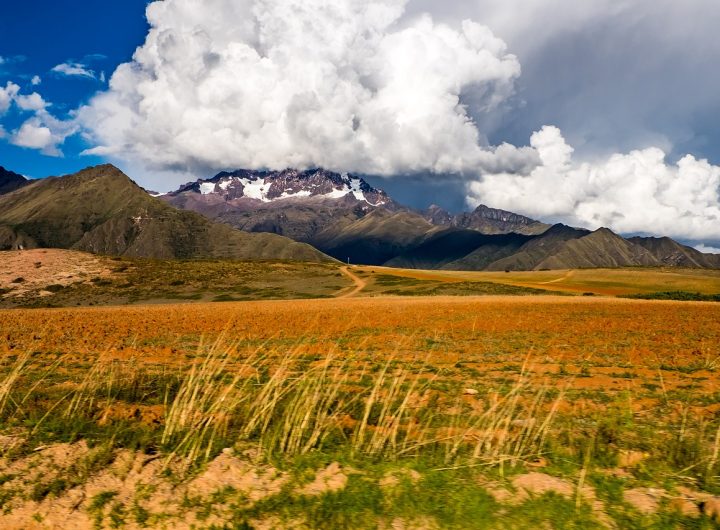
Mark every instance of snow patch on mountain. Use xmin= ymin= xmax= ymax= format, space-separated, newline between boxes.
xmin=280 ymin=189 xmax=313 ymax=199
xmin=238 ymin=178 xmax=272 ymax=202
xmin=199 ymin=182 xmax=216 ymax=195
xmin=324 ymin=186 xmax=350 ymax=199
xmin=348 ymin=177 xmax=364 ymax=201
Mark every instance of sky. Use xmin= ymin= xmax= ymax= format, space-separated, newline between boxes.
xmin=1 ymin=0 xmax=719 ymax=249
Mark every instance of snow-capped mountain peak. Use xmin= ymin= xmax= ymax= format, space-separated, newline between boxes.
xmin=175 ymin=168 xmax=390 ymax=207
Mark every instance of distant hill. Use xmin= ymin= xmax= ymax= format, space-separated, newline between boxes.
xmin=0 ymin=166 xmax=29 ymax=196
xmin=536 ymin=228 xmax=661 ymax=270
xmin=628 ymin=236 xmax=720 ymax=268
xmin=456 ymin=226 xmax=720 ymax=271
xmin=423 ymin=204 xmax=550 ymax=236
xmin=481 ymin=224 xmax=591 ymax=271
xmin=311 ymin=209 xmax=438 ymax=265
xmin=389 ymin=231 xmax=534 ymax=270
xmin=0 ymin=164 xmax=330 ymax=262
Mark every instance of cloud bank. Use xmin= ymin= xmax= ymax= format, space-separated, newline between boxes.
xmin=467 ymin=127 xmax=720 ymax=241
xmin=79 ymin=0 xmax=530 ymax=176
xmin=0 ymin=81 xmax=76 ymax=156
xmin=4 ymin=0 xmax=715 ymax=242
xmin=411 ymin=1 xmax=720 ymax=159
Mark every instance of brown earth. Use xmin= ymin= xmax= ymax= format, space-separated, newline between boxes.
xmin=0 ymin=249 xmax=114 ymax=297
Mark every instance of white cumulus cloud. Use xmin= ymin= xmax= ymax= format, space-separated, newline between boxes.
xmin=0 ymin=82 xmax=20 ymax=115
xmin=51 ymin=62 xmax=97 ymax=80
xmin=467 ymin=126 xmax=720 ymax=241
xmin=11 ymin=119 xmax=58 ymax=154
xmin=15 ymin=92 xmax=48 ymax=112
xmin=79 ymin=0 xmax=526 ymax=176
xmin=0 ymin=83 xmax=77 ymax=156
xmin=31 ymin=75 xmax=42 ymax=86
xmin=10 ymin=107 xmax=78 ymax=157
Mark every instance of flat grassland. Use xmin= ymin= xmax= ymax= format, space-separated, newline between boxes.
xmin=353 ymin=265 xmax=720 ymax=297
xmin=1 ymin=294 xmax=720 ymax=528
xmin=3 ymin=249 xmax=720 ymax=308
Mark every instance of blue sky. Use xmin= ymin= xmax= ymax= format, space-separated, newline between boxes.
xmin=0 ymin=0 xmax=149 ymax=177
xmin=0 ymin=0 xmax=718 ymax=246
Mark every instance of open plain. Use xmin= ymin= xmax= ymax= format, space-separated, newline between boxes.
xmin=1 ymin=273 xmax=720 ymax=528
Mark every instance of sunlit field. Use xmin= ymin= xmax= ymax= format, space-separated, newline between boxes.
xmin=3 ymin=249 xmax=720 ymax=309
xmin=355 ymin=265 xmax=720 ymax=297
xmin=1 ymin=295 xmax=720 ymax=528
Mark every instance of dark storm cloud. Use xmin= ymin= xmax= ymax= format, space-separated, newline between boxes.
xmin=412 ymin=0 xmax=720 ymax=164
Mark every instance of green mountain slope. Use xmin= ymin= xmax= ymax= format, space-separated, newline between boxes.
xmin=0 ymin=164 xmax=330 ymax=262
xmin=386 ymin=229 xmax=533 ymax=270
xmin=311 ymin=209 xmax=436 ymax=265
xmin=484 ymin=224 xmax=590 ymax=271
xmin=536 ymin=228 xmax=661 ymax=269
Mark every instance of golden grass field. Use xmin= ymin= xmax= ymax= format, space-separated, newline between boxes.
xmin=355 ymin=265 xmax=720 ymax=296
xmin=1 ymin=251 xmax=720 ymax=528
xmin=3 ymin=296 xmax=720 ymax=384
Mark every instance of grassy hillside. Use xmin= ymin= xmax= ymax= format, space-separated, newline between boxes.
xmin=0 ymin=250 xmax=563 ymax=308
xmin=0 ymin=250 xmax=351 ymax=308
xmin=0 ymin=164 xmax=329 ymax=262
xmin=312 ymin=209 xmax=436 ymax=265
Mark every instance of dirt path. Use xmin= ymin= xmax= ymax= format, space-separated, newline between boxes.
xmin=538 ymin=270 xmax=576 ymax=285
xmin=337 ymin=266 xmax=367 ymax=298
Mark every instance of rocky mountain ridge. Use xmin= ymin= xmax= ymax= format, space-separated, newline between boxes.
xmin=161 ymin=168 xmax=547 ymax=248
xmin=423 ymin=204 xmax=550 ymax=236
xmin=0 ymin=166 xmax=29 ymax=196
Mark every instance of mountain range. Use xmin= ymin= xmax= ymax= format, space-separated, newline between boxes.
xmin=161 ymin=168 xmax=720 ymax=270
xmin=0 ymin=163 xmax=718 ymax=270
xmin=0 ymin=165 xmax=328 ymax=262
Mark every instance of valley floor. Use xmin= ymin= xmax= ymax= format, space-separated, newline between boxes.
xmin=351 ymin=265 xmax=720 ymax=297
xmin=0 ymin=296 xmax=720 ymax=528
xmin=2 ymin=249 xmax=720 ymax=308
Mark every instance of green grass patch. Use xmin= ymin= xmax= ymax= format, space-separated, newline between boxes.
xmin=624 ymin=291 xmax=720 ymax=302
